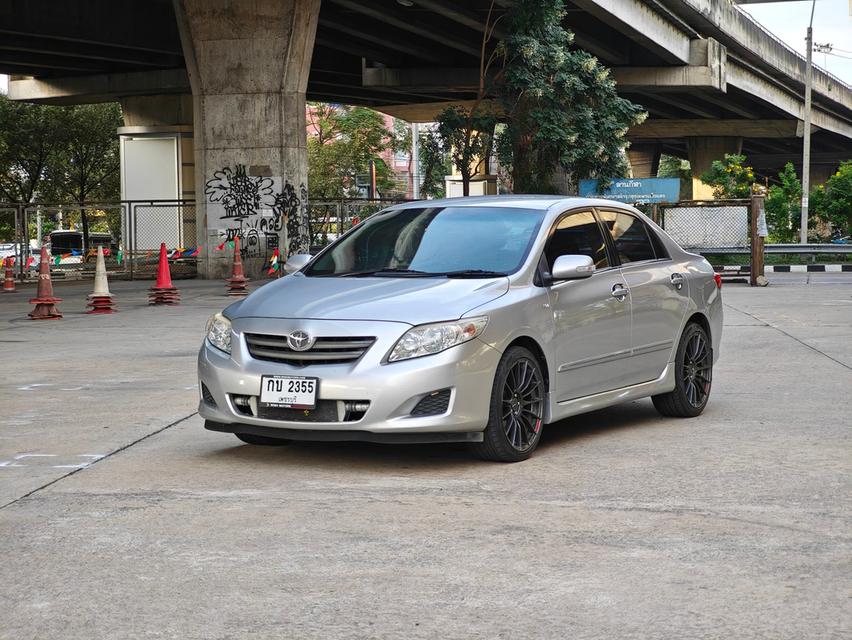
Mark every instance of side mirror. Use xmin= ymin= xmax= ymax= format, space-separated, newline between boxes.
xmin=283 ymin=253 xmax=312 ymax=274
xmin=551 ymin=254 xmax=595 ymax=281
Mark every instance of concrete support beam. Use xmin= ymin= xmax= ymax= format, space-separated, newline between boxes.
xmin=659 ymin=0 xmax=852 ymax=114
xmin=173 ymin=0 xmax=320 ymax=278
xmin=570 ymin=0 xmax=692 ymax=64
xmin=613 ymin=39 xmax=727 ymax=92
xmin=121 ymin=94 xmax=194 ymax=128
xmin=7 ymin=68 xmax=190 ymax=105
xmin=687 ymin=136 xmax=742 ymax=199
xmin=376 ymin=100 xmax=501 ymax=124
xmin=629 ymin=119 xmax=808 ymax=139
xmin=727 ymin=62 xmax=852 ymax=139
xmin=627 ymin=144 xmax=662 ymax=178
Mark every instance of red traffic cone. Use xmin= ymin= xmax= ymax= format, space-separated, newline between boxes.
xmin=2 ymin=258 xmax=15 ymax=293
xmin=148 ymin=243 xmax=180 ymax=305
xmin=28 ymin=247 xmax=62 ymax=320
xmin=87 ymin=246 xmax=117 ymax=314
xmin=224 ymin=236 xmax=249 ymax=297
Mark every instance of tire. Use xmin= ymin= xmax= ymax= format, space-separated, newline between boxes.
xmin=234 ymin=432 xmax=292 ymax=446
xmin=652 ymin=322 xmax=713 ymax=418
xmin=471 ymin=346 xmax=546 ymax=463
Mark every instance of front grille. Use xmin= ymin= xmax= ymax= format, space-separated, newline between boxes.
xmin=230 ymin=395 xmax=370 ymax=423
xmin=411 ymin=389 xmax=451 ymax=416
xmin=257 ymin=400 xmax=341 ymax=422
xmin=201 ymin=383 xmax=217 ymax=408
xmin=245 ymin=334 xmax=375 ymax=366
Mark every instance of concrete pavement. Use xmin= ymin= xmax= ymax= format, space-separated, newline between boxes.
xmin=1 ymin=275 xmax=850 ymax=639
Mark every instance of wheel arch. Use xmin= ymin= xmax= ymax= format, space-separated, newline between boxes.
xmin=685 ymin=311 xmax=711 ymax=342
xmin=505 ymin=335 xmax=550 ymax=392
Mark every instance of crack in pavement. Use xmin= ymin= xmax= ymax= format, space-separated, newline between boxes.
xmin=723 ymin=302 xmax=852 ymax=373
xmin=0 ymin=412 xmax=198 ymax=512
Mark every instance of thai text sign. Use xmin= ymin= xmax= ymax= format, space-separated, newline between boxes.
xmin=579 ymin=178 xmax=680 ymax=204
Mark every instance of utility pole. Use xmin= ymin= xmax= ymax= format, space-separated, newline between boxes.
xmin=410 ymin=122 xmax=421 ymax=199
xmin=800 ymin=0 xmax=816 ymax=244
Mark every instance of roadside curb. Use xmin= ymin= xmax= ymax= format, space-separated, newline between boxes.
xmin=714 ymin=265 xmax=852 ymax=273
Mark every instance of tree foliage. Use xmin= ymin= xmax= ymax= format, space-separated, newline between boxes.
xmin=496 ymin=0 xmax=646 ymax=193
xmin=307 ymin=103 xmax=395 ymax=199
xmin=699 ymin=153 xmax=755 ymax=199
xmin=0 ymin=95 xmax=122 ymax=247
xmin=418 ymin=129 xmax=450 ymax=199
xmin=657 ymin=153 xmax=693 ymax=199
xmin=0 ymin=94 xmax=62 ymax=203
xmin=810 ymin=161 xmax=852 ymax=237
xmin=435 ymin=106 xmax=496 ymax=197
xmin=764 ymin=162 xmax=803 ymax=243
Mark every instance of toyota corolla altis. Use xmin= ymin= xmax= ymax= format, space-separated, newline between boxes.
xmin=199 ymin=196 xmax=722 ymax=462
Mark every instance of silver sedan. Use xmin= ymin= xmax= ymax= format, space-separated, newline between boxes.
xmin=199 ymin=196 xmax=722 ymax=462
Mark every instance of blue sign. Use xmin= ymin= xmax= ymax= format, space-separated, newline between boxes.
xmin=579 ymin=178 xmax=680 ymax=204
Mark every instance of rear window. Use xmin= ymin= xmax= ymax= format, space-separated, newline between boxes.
xmin=598 ymin=211 xmax=656 ymax=264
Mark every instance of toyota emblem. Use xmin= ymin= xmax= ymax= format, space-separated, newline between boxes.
xmin=287 ymin=330 xmax=314 ymax=352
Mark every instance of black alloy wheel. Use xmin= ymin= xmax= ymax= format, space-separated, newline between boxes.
xmin=682 ymin=330 xmax=712 ymax=408
xmin=652 ymin=322 xmax=713 ymax=418
xmin=473 ymin=346 xmax=546 ymax=462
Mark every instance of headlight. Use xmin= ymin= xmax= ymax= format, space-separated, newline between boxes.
xmin=388 ymin=316 xmax=488 ymax=362
xmin=206 ymin=312 xmax=232 ymax=354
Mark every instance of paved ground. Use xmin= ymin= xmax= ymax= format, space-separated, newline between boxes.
xmin=1 ymin=274 xmax=850 ymax=639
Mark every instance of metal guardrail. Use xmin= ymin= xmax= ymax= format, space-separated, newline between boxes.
xmin=688 ymin=244 xmax=852 ymax=255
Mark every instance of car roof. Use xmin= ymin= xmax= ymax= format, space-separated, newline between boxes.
xmin=388 ymin=195 xmax=636 ymax=211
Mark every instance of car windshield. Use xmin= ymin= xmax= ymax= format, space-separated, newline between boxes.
xmin=305 ymin=206 xmax=545 ymax=277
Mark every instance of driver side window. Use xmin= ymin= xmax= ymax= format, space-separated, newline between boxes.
xmin=544 ymin=210 xmax=610 ymax=271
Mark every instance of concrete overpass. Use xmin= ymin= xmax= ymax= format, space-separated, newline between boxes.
xmin=1 ymin=0 xmax=851 ymax=275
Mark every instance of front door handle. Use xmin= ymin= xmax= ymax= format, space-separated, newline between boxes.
xmin=670 ymin=273 xmax=685 ymax=290
xmin=611 ymin=283 xmax=629 ymax=301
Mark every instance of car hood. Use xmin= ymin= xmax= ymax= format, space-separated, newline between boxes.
xmin=227 ymin=274 xmax=509 ymax=325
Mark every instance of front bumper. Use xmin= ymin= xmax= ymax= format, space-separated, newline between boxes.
xmin=197 ymin=317 xmax=501 ymax=438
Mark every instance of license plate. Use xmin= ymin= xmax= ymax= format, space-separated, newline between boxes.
xmin=259 ymin=375 xmax=318 ymax=409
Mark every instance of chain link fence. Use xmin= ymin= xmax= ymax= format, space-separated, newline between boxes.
xmin=127 ymin=201 xmax=198 ymax=279
xmin=657 ymin=200 xmax=751 ymax=251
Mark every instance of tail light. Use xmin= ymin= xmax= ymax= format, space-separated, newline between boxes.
xmin=714 ymin=273 xmax=722 ymax=289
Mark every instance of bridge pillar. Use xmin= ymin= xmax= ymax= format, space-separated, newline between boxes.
xmin=687 ymin=136 xmax=742 ymax=200
xmin=627 ymin=144 xmax=662 ymax=178
xmin=173 ymin=0 xmax=320 ymax=278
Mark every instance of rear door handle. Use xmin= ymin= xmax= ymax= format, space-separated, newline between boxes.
xmin=611 ymin=283 xmax=629 ymax=301
xmin=670 ymin=273 xmax=685 ymax=290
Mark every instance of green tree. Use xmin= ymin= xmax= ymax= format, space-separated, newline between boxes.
xmin=810 ymin=161 xmax=852 ymax=237
xmin=418 ymin=129 xmax=451 ymax=199
xmin=496 ymin=0 xmax=646 ymax=193
xmin=307 ymin=103 xmax=395 ymax=199
xmin=699 ymin=153 xmax=755 ymax=199
xmin=0 ymin=94 xmax=63 ymax=203
xmin=764 ymin=162 xmax=803 ymax=243
xmin=44 ymin=103 xmax=123 ymax=247
xmin=657 ymin=154 xmax=692 ymax=200
xmin=435 ymin=105 xmax=496 ymax=197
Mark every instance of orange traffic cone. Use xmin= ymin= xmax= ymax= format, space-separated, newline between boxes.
xmin=224 ymin=236 xmax=249 ymax=296
xmin=2 ymin=258 xmax=15 ymax=293
xmin=148 ymin=243 xmax=180 ymax=305
xmin=28 ymin=247 xmax=62 ymax=320
xmin=86 ymin=246 xmax=117 ymax=314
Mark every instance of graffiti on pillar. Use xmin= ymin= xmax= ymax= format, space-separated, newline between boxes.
xmin=205 ymin=164 xmax=274 ymax=220
xmin=205 ymin=163 xmax=308 ymax=261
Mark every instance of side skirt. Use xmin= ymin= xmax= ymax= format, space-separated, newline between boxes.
xmin=546 ymin=362 xmax=676 ymax=424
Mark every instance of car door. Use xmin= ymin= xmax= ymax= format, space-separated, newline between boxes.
xmin=597 ymin=209 xmax=689 ymax=384
xmin=543 ymin=209 xmax=633 ymax=402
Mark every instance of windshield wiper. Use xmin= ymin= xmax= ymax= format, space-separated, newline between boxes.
xmin=339 ymin=268 xmax=432 ymax=277
xmin=438 ymin=269 xmax=509 ymax=278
